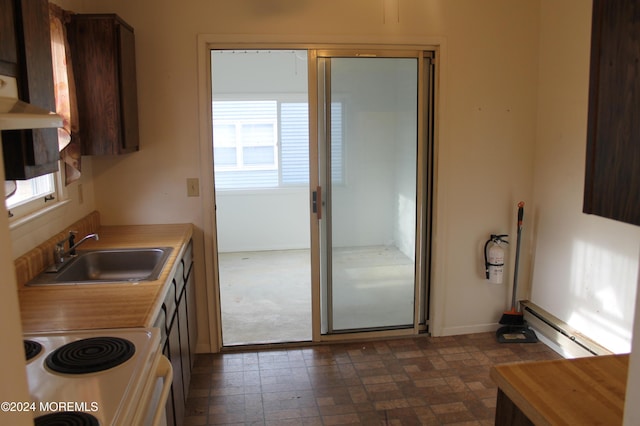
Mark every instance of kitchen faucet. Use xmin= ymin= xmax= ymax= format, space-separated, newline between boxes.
xmin=51 ymin=232 xmax=99 ymax=270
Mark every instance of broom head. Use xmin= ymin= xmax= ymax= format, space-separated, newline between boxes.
xmin=499 ymin=308 xmax=524 ymax=325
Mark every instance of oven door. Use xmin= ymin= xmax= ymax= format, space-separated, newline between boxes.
xmin=132 ymin=354 xmax=173 ymax=426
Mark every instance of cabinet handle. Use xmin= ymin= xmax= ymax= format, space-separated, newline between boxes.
xmin=150 ymin=355 xmax=173 ymax=426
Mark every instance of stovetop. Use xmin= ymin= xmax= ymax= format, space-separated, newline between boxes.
xmin=24 ymin=328 xmax=160 ymax=425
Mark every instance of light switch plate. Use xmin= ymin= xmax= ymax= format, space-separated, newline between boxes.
xmin=186 ymin=178 xmax=199 ymax=197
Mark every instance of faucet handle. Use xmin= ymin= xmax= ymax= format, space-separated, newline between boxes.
xmin=68 ymin=231 xmax=78 ymax=255
xmin=54 ymin=241 xmax=65 ymax=264
xmin=68 ymin=230 xmax=77 ymax=242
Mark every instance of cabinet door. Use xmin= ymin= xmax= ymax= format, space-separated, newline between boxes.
xmin=186 ymin=258 xmax=197 ymax=369
xmin=0 ymin=0 xmax=18 ymax=76
xmin=177 ymin=285 xmax=190 ymax=401
xmin=182 ymin=241 xmax=197 ymax=369
xmin=154 ymin=243 xmax=194 ymax=426
xmin=67 ymin=14 xmax=139 ymax=155
xmin=167 ymin=290 xmax=185 ymax=425
xmin=2 ymin=0 xmax=59 ymax=180
xmin=117 ymin=23 xmax=139 ymax=153
xmin=583 ymin=0 xmax=640 ymax=226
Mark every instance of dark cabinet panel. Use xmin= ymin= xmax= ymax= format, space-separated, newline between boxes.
xmin=162 ymin=337 xmax=176 ymax=426
xmin=494 ymin=389 xmax=535 ymax=426
xmin=155 ymin=240 xmax=196 ymax=426
xmin=0 ymin=0 xmax=18 ymax=76
xmin=177 ymin=285 xmax=190 ymax=402
xmin=117 ymin=25 xmax=139 ymax=153
xmin=167 ymin=284 xmax=185 ymax=426
xmin=67 ymin=14 xmax=139 ymax=155
xmin=584 ymin=0 xmax=640 ymax=226
xmin=184 ymin=242 xmax=197 ymax=370
xmin=2 ymin=0 xmax=59 ymax=180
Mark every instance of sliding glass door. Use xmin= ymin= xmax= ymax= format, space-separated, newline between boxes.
xmin=210 ymin=48 xmax=434 ymax=345
xmin=315 ymin=51 xmax=432 ymax=334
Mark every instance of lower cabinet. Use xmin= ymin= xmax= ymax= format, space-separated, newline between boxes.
xmin=154 ymin=240 xmax=195 ymax=426
xmin=177 ymin=283 xmax=191 ymax=398
xmin=183 ymin=241 xmax=197 ymax=371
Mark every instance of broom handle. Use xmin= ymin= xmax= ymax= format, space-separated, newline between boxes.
xmin=511 ymin=202 xmax=525 ymax=310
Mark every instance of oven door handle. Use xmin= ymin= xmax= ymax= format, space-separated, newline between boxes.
xmin=151 ymin=355 xmax=173 ymax=426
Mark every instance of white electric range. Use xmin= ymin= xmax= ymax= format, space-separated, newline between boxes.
xmin=23 ymin=328 xmax=171 ymax=426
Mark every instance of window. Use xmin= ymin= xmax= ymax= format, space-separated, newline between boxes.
xmin=213 ymin=99 xmax=343 ymax=190
xmin=214 ymin=101 xmax=278 ymax=172
xmin=5 ymin=173 xmax=57 ymax=219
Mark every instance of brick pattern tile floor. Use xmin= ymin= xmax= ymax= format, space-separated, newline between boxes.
xmin=184 ymin=332 xmax=561 ymax=425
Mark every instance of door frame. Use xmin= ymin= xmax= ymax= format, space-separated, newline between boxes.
xmin=196 ymin=36 xmax=443 ymax=352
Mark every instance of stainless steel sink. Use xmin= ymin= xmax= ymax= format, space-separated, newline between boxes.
xmin=26 ymin=247 xmax=173 ymax=286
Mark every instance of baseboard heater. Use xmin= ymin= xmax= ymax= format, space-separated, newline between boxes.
xmin=520 ymin=300 xmax=613 ymax=358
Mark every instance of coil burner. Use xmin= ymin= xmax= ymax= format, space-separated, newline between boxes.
xmin=24 ymin=339 xmax=43 ymax=361
xmin=45 ymin=336 xmax=135 ymax=374
xmin=34 ymin=411 xmax=99 ymax=426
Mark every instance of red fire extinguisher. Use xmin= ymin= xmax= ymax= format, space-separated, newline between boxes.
xmin=484 ymin=234 xmax=508 ymax=284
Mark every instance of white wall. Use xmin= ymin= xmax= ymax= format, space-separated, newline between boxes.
xmin=45 ymin=0 xmax=638 ymax=358
xmin=533 ymin=0 xmax=640 ymax=354
xmin=59 ymin=0 xmax=540 ymax=343
xmin=624 ymin=261 xmax=640 ymax=425
xmin=216 ymin=189 xmax=310 ymax=252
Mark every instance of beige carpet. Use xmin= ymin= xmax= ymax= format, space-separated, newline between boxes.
xmin=219 ymin=249 xmax=312 ymax=345
xmin=218 ymin=246 xmax=415 ymax=346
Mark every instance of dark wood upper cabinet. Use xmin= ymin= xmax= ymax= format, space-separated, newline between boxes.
xmin=584 ymin=0 xmax=640 ymax=226
xmin=67 ymin=14 xmax=139 ymax=155
xmin=1 ymin=0 xmax=59 ymax=180
xmin=0 ymin=0 xmax=18 ymax=76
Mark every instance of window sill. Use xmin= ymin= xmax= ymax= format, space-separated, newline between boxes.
xmin=8 ymin=199 xmax=71 ymax=231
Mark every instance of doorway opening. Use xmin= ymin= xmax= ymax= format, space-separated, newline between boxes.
xmin=210 ymin=48 xmax=435 ymax=347
xmin=212 ymin=50 xmax=312 ymax=346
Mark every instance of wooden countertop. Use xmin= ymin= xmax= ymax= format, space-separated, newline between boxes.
xmin=18 ymin=223 xmax=193 ymax=332
xmin=490 ymin=353 xmax=629 ymax=425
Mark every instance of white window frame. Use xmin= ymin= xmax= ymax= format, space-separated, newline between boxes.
xmin=5 ymin=164 xmax=66 ymax=225
xmin=213 ymin=96 xmax=344 ymax=191
xmin=214 ymin=118 xmax=278 ymax=171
